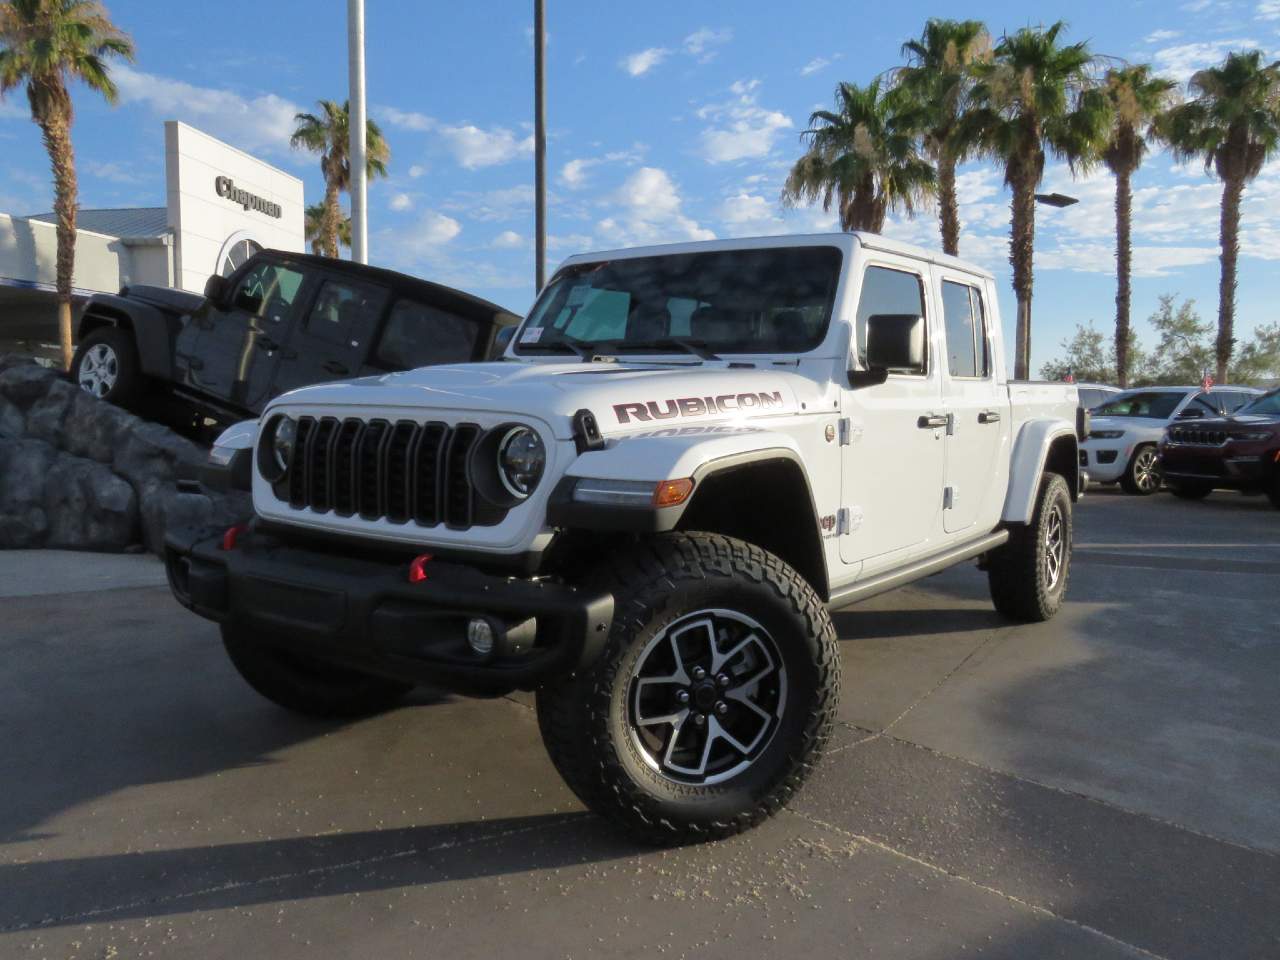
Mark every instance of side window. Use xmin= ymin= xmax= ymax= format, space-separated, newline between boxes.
xmin=305 ymin=278 xmax=388 ymax=348
xmin=971 ymin=286 xmax=990 ymax=377
xmin=233 ymin=262 xmax=304 ymax=324
xmin=856 ymin=266 xmax=926 ymax=370
xmin=941 ymin=280 xmax=980 ymax=378
xmin=374 ymin=300 xmax=478 ymax=370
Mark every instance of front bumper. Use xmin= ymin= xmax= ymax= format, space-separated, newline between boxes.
xmin=1159 ymin=445 xmax=1270 ymax=489
xmin=164 ymin=525 xmax=614 ymax=695
xmin=1079 ymin=444 xmax=1126 ymax=482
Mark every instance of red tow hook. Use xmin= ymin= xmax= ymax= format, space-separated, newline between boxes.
xmin=408 ymin=553 xmax=433 ymax=583
xmin=220 ymin=524 xmax=249 ymax=551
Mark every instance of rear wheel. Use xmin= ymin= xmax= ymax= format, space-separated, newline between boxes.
xmin=1120 ymin=444 xmax=1161 ymax=495
xmin=222 ymin=625 xmax=412 ymax=718
xmin=536 ymin=533 xmax=839 ymax=844
xmin=70 ymin=327 xmax=144 ymax=409
xmin=988 ymin=472 xmax=1072 ymax=623
xmin=1169 ymin=481 xmax=1213 ymax=500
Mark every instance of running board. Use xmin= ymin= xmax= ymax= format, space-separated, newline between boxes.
xmin=826 ymin=530 xmax=1010 ymax=612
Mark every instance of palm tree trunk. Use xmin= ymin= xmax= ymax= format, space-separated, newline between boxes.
xmin=323 ymin=180 xmax=341 ymax=258
xmin=37 ymin=106 xmax=78 ymax=371
xmin=1215 ymin=176 xmax=1243 ymax=384
xmin=1114 ymin=166 xmax=1132 ymax=387
xmin=1009 ymin=175 xmax=1036 ymax=380
xmin=938 ymin=155 xmax=960 ymax=257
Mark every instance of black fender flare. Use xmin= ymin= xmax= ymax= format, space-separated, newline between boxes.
xmin=77 ymin=293 xmax=178 ymax=380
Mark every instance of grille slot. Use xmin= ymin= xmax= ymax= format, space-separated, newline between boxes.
xmin=1170 ymin=427 xmax=1228 ymax=446
xmin=280 ymin=417 xmax=506 ymax=530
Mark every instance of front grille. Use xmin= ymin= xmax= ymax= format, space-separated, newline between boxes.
xmin=1168 ymin=427 xmax=1228 ymax=446
xmin=284 ymin=416 xmax=508 ymax=529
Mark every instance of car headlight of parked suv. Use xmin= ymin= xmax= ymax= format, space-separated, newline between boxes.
xmin=258 ymin=414 xmax=297 ymax=482
xmin=1228 ymin=430 xmax=1273 ymax=442
xmin=1090 ymin=429 xmax=1124 ymax=440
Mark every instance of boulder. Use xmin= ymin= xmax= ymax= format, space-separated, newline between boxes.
xmin=0 ymin=397 xmax=23 ymax=439
xmin=43 ymin=452 xmax=139 ymax=550
xmin=112 ymin=419 xmax=206 ymax=491
xmin=0 ymin=438 xmax=56 ymax=547
xmin=0 ymin=363 xmax=58 ymax=409
xmin=23 ymin=379 xmax=78 ymax=447
xmin=62 ymin=388 xmax=139 ymax=464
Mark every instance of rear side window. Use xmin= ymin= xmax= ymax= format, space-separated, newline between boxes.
xmin=306 ymin=278 xmax=388 ymax=347
xmin=941 ymin=280 xmax=990 ymax=378
xmin=857 ymin=266 xmax=926 ymax=369
xmin=375 ymin=300 xmax=478 ymax=370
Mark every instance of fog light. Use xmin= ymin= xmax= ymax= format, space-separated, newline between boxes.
xmin=467 ymin=618 xmax=496 ymax=658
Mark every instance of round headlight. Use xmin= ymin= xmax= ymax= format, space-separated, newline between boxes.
xmin=497 ymin=426 xmax=545 ymax=499
xmin=272 ymin=417 xmax=297 ymax=473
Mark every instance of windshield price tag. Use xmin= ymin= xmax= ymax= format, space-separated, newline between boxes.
xmin=520 ymin=327 xmax=544 ymax=344
xmin=566 ymin=286 xmax=589 ymax=306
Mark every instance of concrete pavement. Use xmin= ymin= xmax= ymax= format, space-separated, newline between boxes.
xmin=1 ymin=488 xmax=1277 ymax=959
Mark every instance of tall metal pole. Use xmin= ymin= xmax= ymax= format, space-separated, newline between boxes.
xmin=534 ymin=0 xmax=546 ymax=291
xmin=348 ymin=0 xmax=368 ymax=264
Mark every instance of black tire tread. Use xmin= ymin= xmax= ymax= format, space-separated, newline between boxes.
xmin=536 ymin=532 xmax=840 ymax=845
xmin=988 ymin=472 xmax=1072 ymax=623
xmin=70 ymin=326 xmax=145 ymax=409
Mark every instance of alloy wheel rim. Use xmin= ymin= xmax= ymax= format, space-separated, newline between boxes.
xmin=1134 ymin=450 xmax=1160 ymax=493
xmin=77 ymin=343 xmax=119 ymax=398
xmin=1044 ymin=504 xmax=1065 ymax=590
xmin=627 ymin=608 xmax=787 ymax=786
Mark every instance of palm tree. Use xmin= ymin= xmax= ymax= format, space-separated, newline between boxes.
xmin=782 ymin=79 xmax=934 ymax=233
xmin=966 ymin=22 xmax=1109 ymax=379
xmin=1162 ymin=51 xmax=1280 ymax=384
xmin=0 ymin=0 xmax=133 ymax=370
xmin=894 ymin=18 xmax=991 ymax=256
xmin=291 ymin=99 xmax=389 ymax=258
xmin=1102 ymin=65 xmax=1177 ymax=387
xmin=305 ymin=202 xmax=351 ymax=256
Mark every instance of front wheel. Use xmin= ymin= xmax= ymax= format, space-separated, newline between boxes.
xmin=1120 ymin=444 xmax=1161 ymax=495
xmin=988 ymin=472 xmax=1073 ymax=623
xmin=222 ymin=625 xmax=412 ymax=718
xmin=70 ymin=327 xmax=144 ymax=409
xmin=536 ymin=533 xmax=840 ymax=844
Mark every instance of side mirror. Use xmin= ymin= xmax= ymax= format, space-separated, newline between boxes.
xmin=490 ymin=325 xmax=516 ymax=359
xmin=1176 ymin=407 xmax=1205 ymax=420
xmin=850 ymin=314 xmax=925 ymax=387
xmin=203 ymin=274 xmax=229 ymax=307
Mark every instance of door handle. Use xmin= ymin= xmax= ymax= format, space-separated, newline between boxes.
xmin=256 ymin=336 xmax=279 ymax=352
xmin=917 ymin=414 xmax=949 ymax=429
xmin=322 ymin=360 xmax=350 ymax=376
xmin=978 ymin=410 xmax=1001 ymax=423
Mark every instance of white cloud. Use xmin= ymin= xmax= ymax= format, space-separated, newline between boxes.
xmin=799 ymin=57 xmax=831 ymax=76
xmin=1152 ymin=38 xmax=1269 ymax=81
xmin=1037 ymin=243 xmax=1219 ymax=277
xmin=442 ymin=184 xmax=535 ymax=222
xmin=560 ymin=157 xmax=597 ymax=189
xmin=438 ymin=123 xmax=533 ymax=169
xmin=620 ymin=47 xmax=670 ymax=77
xmin=1259 ymin=0 xmax=1280 ymax=18
xmin=380 ymin=106 xmax=435 ymax=132
xmin=597 ymin=167 xmax=714 ymax=245
xmin=112 ymin=65 xmax=299 ymax=157
xmin=404 ymin=211 xmax=461 ymax=250
xmin=718 ymin=193 xmax=786 ymax=236
xmin=697 ymin=80 xmax=794 ymax=164
xmin=389 ymin=192 xmax=413 ymax=212
xmin=491 ymin=229 xmax=526 ymax=249
xmin=683 ymin=27 xmax=731 ymax=60
xmin=408 ymin=164 xmax=427 ymax=179
xmin=548 ymin=232 xmax=593 ymax=252
xmin=84 ymin=160 xmax=140 ymax=184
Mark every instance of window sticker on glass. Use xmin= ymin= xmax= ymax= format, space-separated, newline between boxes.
xmin=520 ymin=326 xmax=544 ymax=344
xmin=566 ymin=285 xmax=589 ymax=306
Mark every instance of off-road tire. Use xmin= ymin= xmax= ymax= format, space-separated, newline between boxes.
xmin=988 ymin=472 xmax=1072 ymax=623
xmin=1169 ymin=481 xmax=1213 ymax=500
xmin=222 ymin=625 xmax=412 ymax=718
xmin=535 ymin=532 xmax=840 ymax=845
xmin=70 ymin=326 xmax=144 ymax=409
xmin=1120 ymin=443 xmax=1161 ymax=495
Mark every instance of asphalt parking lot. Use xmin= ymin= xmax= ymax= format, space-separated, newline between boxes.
xmin=2 ymin=487 xmax=1278 ymax=959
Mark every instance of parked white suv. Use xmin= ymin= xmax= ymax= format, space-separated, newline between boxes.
xmin=166 ymin=233 xmax=1085 ymax=843
xmin=1083 ymin=385 xmax=1261 ymax=494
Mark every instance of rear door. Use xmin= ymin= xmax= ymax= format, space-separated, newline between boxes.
xmin=934 ymin=270 xmax=1009 ymax=535
xmin=271 ymin=275 xmax=390 ymax=395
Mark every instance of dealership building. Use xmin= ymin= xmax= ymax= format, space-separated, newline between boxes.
xmin=0 ymin=121 xmax=304 ymax=348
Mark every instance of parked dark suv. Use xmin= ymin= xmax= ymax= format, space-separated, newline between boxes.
xmin=71 ymin=250 xmax=519 ymax=433
xmin=1159 ymin=388 xmax=1280 ymax=507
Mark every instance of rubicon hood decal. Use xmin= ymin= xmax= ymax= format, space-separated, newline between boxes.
xmin=614 ymin=391 xmax=786 ymax=424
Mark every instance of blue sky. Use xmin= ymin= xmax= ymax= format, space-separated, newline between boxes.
xmin=2 ymin=0 xmax=1279 ymax=375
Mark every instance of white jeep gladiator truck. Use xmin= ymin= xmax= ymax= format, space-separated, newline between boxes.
xmin=166 ymin=233 xmax=1086 ymax=843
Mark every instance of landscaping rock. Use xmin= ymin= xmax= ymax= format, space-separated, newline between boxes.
xmin=63 ymin=388 xmax=137 ymax=463
xmin=0 ymin=438 xmax=55 ymax=547
xmin=23 ymin=380 xmax=78 ymax=447
xmin=0 ymin=363 xmax=58 ymax=409
xmin=112 ymin=419 xmax=206 ymax=490
xmin=0 ymin=397 xmax=23 ymax=438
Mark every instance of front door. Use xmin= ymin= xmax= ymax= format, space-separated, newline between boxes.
xmin=840 ymin=261 xmax=946 ymax=571
xmin=271 ymin=275 xmax=390 ymax=397
xmin=935 ymin=273 xmax=1009 ymax=535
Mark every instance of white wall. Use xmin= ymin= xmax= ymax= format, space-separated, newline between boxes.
xmin=165 ymin=121 xmax=305 ymax=293
xmin=0 ymin=213 xmax=129 ymax=295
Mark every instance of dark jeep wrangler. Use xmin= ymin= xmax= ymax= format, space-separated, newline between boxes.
xmin=71 ymin=250 xmax=519 ymax=434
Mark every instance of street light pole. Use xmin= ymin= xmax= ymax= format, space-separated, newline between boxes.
xmin=348 ymin=0 xmax=368 ymax=264
xmin=534 ymin=0 xmax=546 ymax=291
xmin=1016 ymin=192 xmax=1080 ymax=379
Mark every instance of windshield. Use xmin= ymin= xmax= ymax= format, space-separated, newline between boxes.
xmin=1238 ymin=390 xmax=1280 ymax=416
xmin=514 ymin=247 xmax=842 ymax=356
xmin=1094 ymin=390 xmax=1190 ymax=419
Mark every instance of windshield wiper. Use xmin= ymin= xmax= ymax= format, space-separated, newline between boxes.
xmin=519 ymin=336 xmax=595 ymax=361
xmin=609 ymin=338 xmax=722 ymax=361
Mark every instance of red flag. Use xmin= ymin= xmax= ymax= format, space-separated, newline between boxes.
xmin=1201 ymin=372 xmax=1214 ymax=391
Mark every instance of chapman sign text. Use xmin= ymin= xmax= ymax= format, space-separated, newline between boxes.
xmin=214 ymin=176 xmax=282 ymax=219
